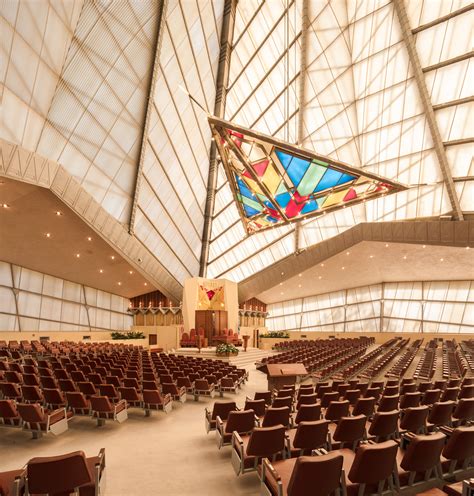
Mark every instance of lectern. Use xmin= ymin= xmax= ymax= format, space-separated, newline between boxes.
xmin=266 ymin=363 xmax=308 ymax=390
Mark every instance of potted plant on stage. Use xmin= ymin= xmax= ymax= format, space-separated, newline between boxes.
xmin=216 ymin=343 xmax=239 ymax=357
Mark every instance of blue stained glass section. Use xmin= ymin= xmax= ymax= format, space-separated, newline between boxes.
xmin=267 ymin=216 xmax=279 ymax=223
xmin=236 ymin=176 xmax=255 ymax=199
xmin=287 ymin=157 xmax=310 ymax=186
xmin=275 ymin=150 xmax=293 ymax=169
xmin=301 ymin=200 xmax=319 ymax=214
xmin=275 ymin=192 xmax=291 ymax=208
xmin=337 ymin=173 xmax=356 ymax=186
xmin=314 ymin=168 xmax=343 ymax=192
xmin=243 ymin=204 xmax=260 ymax=217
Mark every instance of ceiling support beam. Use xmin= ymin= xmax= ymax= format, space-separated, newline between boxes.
xmin=199 ymin=0 xmax=237 ymax=277
xmin=411 ymin=4 xmax=473 ymax=34
xmin=295 ymin=0 xmax=309 ymax=254
xmin=422 ymin=51 xmax=474 ymax=73
xmin=297 ymin=0 xmax=309 ymax=146
xmin=393 ymin=0 xmax=464 ymax=221
xmin=128 ymin=0 xmax=168 ymax=234
xmin=432 ymin=95 xmax=474 ymax=111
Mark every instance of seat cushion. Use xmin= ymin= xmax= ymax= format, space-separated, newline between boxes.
xmin=258 ymin=458 xmax=297 ymax=496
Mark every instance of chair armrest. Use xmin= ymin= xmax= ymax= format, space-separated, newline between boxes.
xmin=216 ymin=415 xmax=224 ymax=434
xmin=48 ymin=407 xmax=66 ymax=424
xmin=205 ymin=407 xmax=211 ymax=421
xmin=439 ymin=425 xmax=454 ymax=435
xmin=232 ymin=431 xmax=244 ymax=453
xmin=262 ymin=458 xmax=280 ymax=484
xmin=115 ymin=399 xmax=127 ymax=413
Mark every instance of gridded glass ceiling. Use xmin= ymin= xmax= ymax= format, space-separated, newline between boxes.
xmin=210 ymin=117 xmax=406 ymax=234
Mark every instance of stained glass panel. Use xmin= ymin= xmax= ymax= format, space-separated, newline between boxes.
xmin=210 ymin=117 xmax=407 ymax=234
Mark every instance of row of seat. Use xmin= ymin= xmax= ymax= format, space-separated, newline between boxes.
xmin=385 ymin=340 xmax=422 ymax=378
xmin=259 ymin=427 xmax=474 ymax=496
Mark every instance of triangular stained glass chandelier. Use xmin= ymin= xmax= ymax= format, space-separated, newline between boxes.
xmin=209 ymin=117 xmax=407 ymax=234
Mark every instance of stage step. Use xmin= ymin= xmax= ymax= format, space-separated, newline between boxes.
xmin=173 ymin=347 xmax=276 ymax=367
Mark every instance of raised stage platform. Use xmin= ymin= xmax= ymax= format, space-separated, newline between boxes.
xmin=173 ymin=346 xmax=276 ymax=367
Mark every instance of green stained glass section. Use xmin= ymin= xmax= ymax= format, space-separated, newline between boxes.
xmin=240 ymin=195 xmax=262 ymax=211
xmin=297 ymin=163 xmax=327 ymax=196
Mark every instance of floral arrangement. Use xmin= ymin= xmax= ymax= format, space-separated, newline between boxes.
xmin=216 ymin=343 xmax=239 ymax=356
xmin=260 ymin=331 xmax=290 ymax=338
xmin=111 ymin=331 xmax=145 ymax=340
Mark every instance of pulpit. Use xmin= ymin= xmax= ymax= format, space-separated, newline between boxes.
xmin=266 ymin=363 xmax=308 ymax=390
xmin=242 ymin=335 xmax=250 ymax=352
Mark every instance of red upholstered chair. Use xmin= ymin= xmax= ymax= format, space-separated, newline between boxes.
xmin=119 ymin=387 xmax=143 ymax=408
xmin=17 ymin=403 xmax=71 ymax=439
xmin=0 ymin=399 xmax=22 ymax=427
xmin=260 ymin=452 xmax=345 ymax=496
xmin=142 ymin=389 xmax=172 ymax=415
xmin=334 ymin=440 xmax=399 ymax=495
xmin=287 ymin=420 xmax=331 ymax=456
xmin=43 ymin=388 xmax=67 ymax=410
xmin=90 ymin=395 xmax=127 ymax=426
xmin=66 ymin=392 xmax=91 ymax=416
xmin=26 ymin=449 xmax=105 ymax=496
xmin=231 ymin=425 xmax=287 ymax=475
xmin=216 ymin=409 xmax=256 ymax=449
xmin=0 ymin=382 xmax=22 ymax=401
xmin=162 ymin=383 xmax=186 ymax=402
xmin=396 ymin=432 xmax=446 ymax=489
xmin=205 ymin=401 xmax=238 ymax=433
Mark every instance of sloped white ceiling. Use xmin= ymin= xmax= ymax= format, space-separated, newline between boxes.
xmin=207 ymin=0 xmax=473 ymax=284
xmin=134 ymin=0 xmax=225 ymax=285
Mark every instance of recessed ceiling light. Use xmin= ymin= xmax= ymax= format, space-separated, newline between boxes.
xmin=422 ymin=245 xmax=426 ymax=248
xmin=369 ymin=255 xmax=374 ymax=258
xmin=45 ymin=233 xmax=51 ymax=238
xmin=129 ymin=270 xmax=133 ymax=275
xmin=341 ymin=266 xmax=345 ymax=270
xmin=281 ymin=272 xmax=284 ymax=276
xmin=403 ymin=255 xmax=407 ymax=260
xmin=87 ymin=236 xmax=92 ymax=241
xmin=280 ymin=292 xmax=284 ymax=295
xmin=298 ymin=273 xmax=302 ymax=277
xmin=318 ymin=276 xmax=322 ymax=280
xmin=385 ymin=244 xmax=389 ymax=248
xmin=144 ymin=282 xmax=148 ymax=286
xmin=346 ymin=251 xmax=350 ymax=255
xmin=118 ymin=282 xmax=122 ymax=286
xmin=298 ymin=284 xmax=302 ymax=288
xmin=320 ymin=263 xmax=325 ymax=267
xmin=440 ymin=258 xmax=444 ymax=262
xmin=279 ymin=282 xmax=283 ymax=286
xmin=111 ymin=255 xmax=115 ymax=260
xmin=466 ymin=246 xmax=470 ymax=250
xmin=55 ymin=211 xmax=62 ymax=216
xmin=75 ymin=253 xmax=80 ymax=258
xmin=99 ymin=269 xmax=103 ymax=273
xmin=2 ymin=203 xmax=9 ymax=208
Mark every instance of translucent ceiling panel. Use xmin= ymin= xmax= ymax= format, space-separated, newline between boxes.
xmin=0 ymin=1 xmax=83 ymax=149
xmin=208 ymin=0 xmax=302 ymax=281
xmin=35 ymin=1 xmax=160 ymax=223
xmin=0 ymin=261 xmax=132 ymax=331
xmin=136 ymin=0 xmax=225 ymax=285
